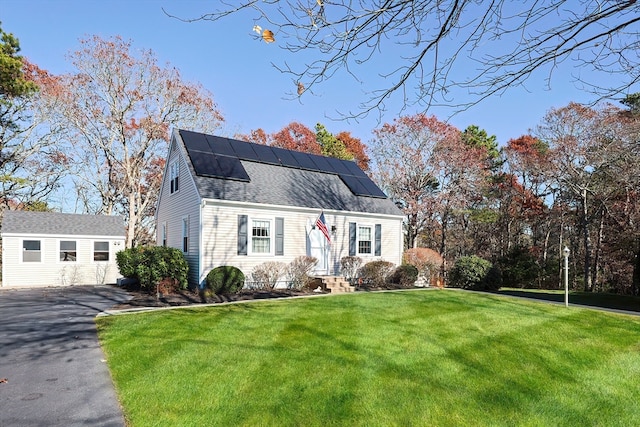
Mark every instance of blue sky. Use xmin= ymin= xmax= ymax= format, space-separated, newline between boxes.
xmin=2 ymin=1 xmax=629 ymax=147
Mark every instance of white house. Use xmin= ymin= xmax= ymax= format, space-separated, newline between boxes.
xmin=155 ymin=129 xmax=405 ymax=288
xmin=1 ymin=211 xmax=125 ymax=287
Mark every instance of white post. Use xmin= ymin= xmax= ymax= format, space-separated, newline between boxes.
xmin=563 ymin=246 xmax=570 ymax=307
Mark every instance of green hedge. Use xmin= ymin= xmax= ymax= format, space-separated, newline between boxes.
xmin=449 ymin=255 xmax=501 ymax=291
xmin=116 ymin=246 xmax=189 ymax=291
xmin=206 ymin=266 xmax=245 ymax=294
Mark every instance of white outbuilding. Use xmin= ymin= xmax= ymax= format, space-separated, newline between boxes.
xmin=1 ymin=211 xmax=125 ymax=287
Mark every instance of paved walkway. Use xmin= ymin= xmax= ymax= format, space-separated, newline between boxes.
xmin=0 ymin=285 xmax=131 ymax=427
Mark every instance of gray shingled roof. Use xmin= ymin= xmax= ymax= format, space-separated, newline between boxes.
xmin=177 ymin=131 xmax=403 ymax=216
xmin=1 ymin=211 xmax=125 ymax=237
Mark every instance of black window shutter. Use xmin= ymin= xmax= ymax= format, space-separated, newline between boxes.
xmin=275 ymin=217 xmax=284 ymax=256
xmin=375 ymin=224 xmax=382 ymax=256
xmin=349 ymin=222 xmax=356 ymax=256
xmin=237 ymin=215 xmax=248 ymax=256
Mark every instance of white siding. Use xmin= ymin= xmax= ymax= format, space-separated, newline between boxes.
xmin=1 ymin=235 xmax=124 ymax=287
xmin=155 ymin=138 xmax=201 ymax=286
xmin=199 ymin=200 xmax=403 ymax=285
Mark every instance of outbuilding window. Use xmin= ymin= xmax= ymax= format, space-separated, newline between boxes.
xmin=94 ymin=241 xmax=109 ymax=261
xmin=60 ymin=240 xmax=77 ymax=262
xmin=23 ymin=240 xmax=41 ymax=262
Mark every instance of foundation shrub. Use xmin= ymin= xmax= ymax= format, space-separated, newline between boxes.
xmin=388 ymin=264 xmax=419 ymax=288
xmin=357 ymin=260 xmax=395 ymax=288
xmin=206 ymin=266 xmax=246 ymax=295
xmin=287 ymin=256 xmax=318 ymax=290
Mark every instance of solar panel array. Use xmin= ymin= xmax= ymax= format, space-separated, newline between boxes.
xmin=180 ymin=129 xmax=387 ymax=198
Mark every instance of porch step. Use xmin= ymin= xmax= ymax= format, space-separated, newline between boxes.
xmin=319 ymin=276 xmax=355 ymax=294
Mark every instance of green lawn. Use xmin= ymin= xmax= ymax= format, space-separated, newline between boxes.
xmin=97 ymin=290 xmax=640 ymax=426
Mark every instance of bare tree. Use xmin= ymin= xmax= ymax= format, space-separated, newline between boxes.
xmin=169 ymin=1 xmax=640 ymax=117
xmin=47 ymin=36 xmax=224 ymax=247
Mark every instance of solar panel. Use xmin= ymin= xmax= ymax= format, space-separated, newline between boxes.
xmin=358 ymin=176 xmax=387 ymax=198
xmin=216 ymin=155 xmax=251 ymax=181
xmin=339 ymin=175 xmax=387 ymax=198
xmin=291 ymin=151 xmax=319 ymax=171
xmin=229 ymin=139 xmax=260 ymax=161
xmin=180 ymin=129 xmax=388 ymax=198
xmin=181 ymin=130 xmax=210 ymax=153
xmin=309 ymin=154 xmax=336 ymax=173
xmin=339 ymin=174 xmax=369 ymax=196
xmin=189 ymin=151 xmax=218 ymax=177
xmin=251 ymin=143 xmax=281 ymax=165
xmin=189 ymin=151 xmax=250 ymax=181
xmin=272 ymin=146 xmax=301 ymax=168
xmin=206 ymin=135 xmax=235 ymax=157
xmin=343 ymin=160 xmax=368 ymax=178
xmin=325 ymin=157 xmax=352 ymax=175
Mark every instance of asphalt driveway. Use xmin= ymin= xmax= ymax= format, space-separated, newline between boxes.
xmin=0 ymin=285 xmax=131 ymax=427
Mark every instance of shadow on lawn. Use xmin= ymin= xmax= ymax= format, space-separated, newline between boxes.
xmin=493 ymin=289 xmax=640 ymax=314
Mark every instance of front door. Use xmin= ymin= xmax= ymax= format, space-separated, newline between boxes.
xmin=307 ymin=222 xmax=329 ymax=275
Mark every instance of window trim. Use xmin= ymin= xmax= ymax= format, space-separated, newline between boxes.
xmin=249 ymin=216 xmax=274 ymax=256
xmin=161 ymin=222 xmax=167 ymax=247
xmin=357 ymin=224 xmax=373 ymax=255
xmin=59 ymin=239 xmax=78 ymax=263
xmin=169 ymin=159 xmax=180 ymax=194
xmin=22 ymin=239 xmax=42 ymax=263
xmin=93 ymin=240 xmax=110 ymax=262
xmin=182 ymin=216 xmax=189 ymax=253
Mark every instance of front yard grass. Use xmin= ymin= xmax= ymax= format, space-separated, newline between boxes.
xmin=97 ymin=289 xmax=640 ymax=426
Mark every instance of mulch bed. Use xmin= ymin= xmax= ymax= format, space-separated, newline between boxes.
xmin=108 ymin=282 xmax=424 ymax=311
xmin=108 ymin=284 xmax=323 ymax=310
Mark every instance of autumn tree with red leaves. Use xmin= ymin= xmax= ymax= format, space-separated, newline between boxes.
xmin=45 ymin=36 xmax=224 ymax=247
xmin=271 ymin=122 xmax=320 ymax=154
xmin=335 ymin=130 xmax=370 ymax=172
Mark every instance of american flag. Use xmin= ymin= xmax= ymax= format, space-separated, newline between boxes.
xmin=316 ymin=212 xmax=331 ymax=243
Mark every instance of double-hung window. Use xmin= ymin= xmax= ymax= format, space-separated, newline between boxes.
xmin=60 ymin=240 xmax=77 ymax=262
xmin=161 ymin=222 xmax=167 ymax=247
xmin=251 ymin=219 xmax=271 ymax=254
xmin=170 ymin=160 xmax=179 ymax=194
xmin=23 ymin=240 xmax=42 ymax=262
xmin=182 ymin=216 xmax=189 ymax=253
xmin=94 ymin=241 xmax=109 ymax=261
xmin=358 ymin=225 xmax=373 ymax=255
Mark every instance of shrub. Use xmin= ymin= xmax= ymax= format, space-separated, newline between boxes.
xmin=449 ymin=255 xmax=501 ymax=291
xmin=402 ymin=248 xmax=443 ymax=282
xmin=340 ymin=256 xmax=362 ymax=283
xmin=388 ymin=264 xmax=419 ymax=288
xmin=115 ymin=246 xmax=143 ymax=279
xmin=251 ymin=261 xmax=287 ymax=290
xmin=116 ymin=246 xmax=189 ymax=291
xmin=356 ymin=260 xmax=395 ymax=288
xmin=206 ymin=266 xmax=245 ymax=295
xmin=287 ymin=256 xmax=318 ymax=290
xmin=495 ymin=246 xmax=540 ymax=288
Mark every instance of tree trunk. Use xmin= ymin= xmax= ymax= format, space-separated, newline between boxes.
xmin=592 ymin=210 xmax=605 ymax=292
xmin=126 ymin=192 xmax=137 ymax=248
xmin=633 ymin=237 xmax=640 ymax=296
xmin=581 ymin=189 xmax=593 ymax=291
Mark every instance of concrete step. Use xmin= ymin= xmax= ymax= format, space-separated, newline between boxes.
xmin=319 ymin=276 xmax=355 ymax=293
